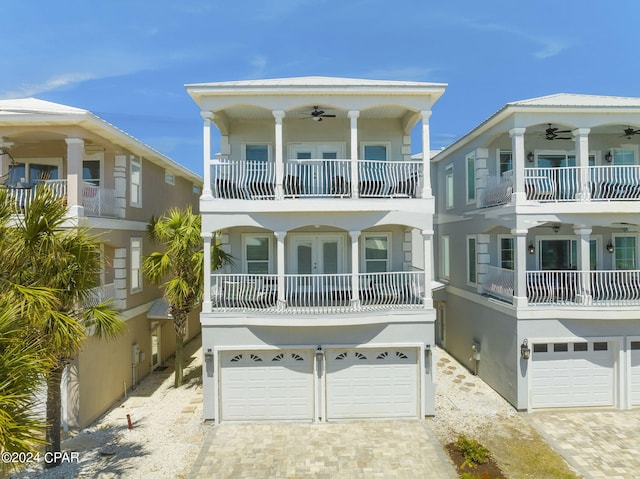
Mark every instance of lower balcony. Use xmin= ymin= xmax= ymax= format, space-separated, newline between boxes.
xmin=484 ymin=266 xmax=640 ymax=307
xmin=210 ymin=271 xmax=426 ymax=314
xmin=3 ymin=179 xmax=119 ymax=217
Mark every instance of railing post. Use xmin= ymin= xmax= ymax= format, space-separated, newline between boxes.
xmin=509 ymin=128 xmax=527 ymax=205
xmin=574 ymin=225 xmax=593 ymax=305
xmin=511 ymin=228 xmax=529 ymax=307
xmin=275 ymin=231 xmax=287 ymax=310
xmin=273 ymin=111 xmax=286 ymax=200
xmin=573 ymin=128 xmax=591 ymax=201
xmin=349 ymin=231 xmax=361 ymax=309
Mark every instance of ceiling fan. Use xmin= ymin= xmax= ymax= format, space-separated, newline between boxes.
xmin=544 ymin=124 xmax=572 ymax=141
xmin=620 ymin=126 xmax=640 ymax=139
xmin=302 ymin=106 xmax=336 ymax=122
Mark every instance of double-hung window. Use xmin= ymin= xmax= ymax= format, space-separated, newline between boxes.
xmin=244 ymin=235 xmax=271 ymax=274
xmin=441 ymin=236 xmax=450 ymax=280
xmin=466 ymin=153 xmax=475 ymax=202
xmin=467 ymin=236 xmax=477 ymax=284
xmin=445 ymin=165 xmax=454 ymax=209
xmin=499 ymin=151 xmax=513 ymax=176
xmin=130 ymin=157 xmax=142 ymax=207
xmin=499 ymin=236 xmax=514 ymax=270
xmin=614 ymin=235 xmax=637 ymax=270
xmin=364 ymin=234 xmax=389 ymax=273
xmin=130 ymin=237 xmax=143 ymax=292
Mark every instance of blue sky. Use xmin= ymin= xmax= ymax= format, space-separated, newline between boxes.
xmin=1 ymin=0 xmax=638 ymax=176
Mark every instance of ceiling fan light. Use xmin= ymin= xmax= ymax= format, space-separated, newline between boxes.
xmin=312 ymin=116 xmax=322 ymax=122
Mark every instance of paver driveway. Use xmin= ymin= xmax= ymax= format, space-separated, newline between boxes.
xmin=189 ymin=420 xmax=457 ymax=479
xmin=527 ymin=409 xmax=640 ymax=479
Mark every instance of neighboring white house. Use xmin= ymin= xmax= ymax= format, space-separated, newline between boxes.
xmin=0 ymin=98 xmax=202 ymax=428
xmin=431 ymin=93 xmax=640 ymax=411
xmin=186 ymin=76 xmax=447 ymax=422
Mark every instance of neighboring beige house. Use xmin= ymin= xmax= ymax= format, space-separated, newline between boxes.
xmin=431 ymin=94 xmax=640 ymax=412
xmin=0 ymin=98 xmax=202 ymax=429
xmin=186 ymin=76 xmax=446 ymax=422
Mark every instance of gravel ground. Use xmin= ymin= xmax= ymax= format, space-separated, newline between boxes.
xmin=10 ymin=335 xmax=207 ymax=479
xmin=8 ymin=340 xmax=517 ymax=478
xmin=430 ymin=346 xmax=517 ymax=444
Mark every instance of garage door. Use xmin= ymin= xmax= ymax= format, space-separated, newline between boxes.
xmin=531 ymin=341 xmax=614 ymax=408
xmin=631 ymin=341 xmax=640 ymax=406
xmin=326 ymin=348 xmax=418 ymax=419
xmin=220 ymin=349 xmax=314 ymax=421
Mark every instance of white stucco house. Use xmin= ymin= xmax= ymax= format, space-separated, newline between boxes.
xmin=431 ymin=93 xmax=640 ymax=411
xmin=186 ymin=76 xmax=446 ymax=422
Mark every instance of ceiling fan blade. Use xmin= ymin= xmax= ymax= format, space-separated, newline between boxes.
xmin=320 ymin=114 xmax=336 ymax=118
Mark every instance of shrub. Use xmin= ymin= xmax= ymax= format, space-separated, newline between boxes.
xmin=455 ymin=435 xmax=491 ymax=469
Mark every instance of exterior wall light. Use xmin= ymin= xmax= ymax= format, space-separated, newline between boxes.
xmin=527 ymin=152 xmax=534 ymax=163
xmin=204 ymin=348 xmax=214 ymax=363
xmin=606 ymin=240 xmax=615 ymax=253
xmin=520 ymin=339 xmax=531 ymax=360
xmin=528 ymin=243 xmax=535 ymax=254
xmin=605 ymin=151 xmax=613 ymax=163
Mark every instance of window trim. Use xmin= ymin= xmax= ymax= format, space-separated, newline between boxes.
xmin=441 ymin=235 xmax=450 ymax=280
xmin=467 ymin=235 xmax=477 ymax=285
xmin=465 ymin=152 xmax=476 ymax=203
xmin=130 ymin=237 xmax=143 ymax=293
xmin=242 ymin=233 xmax=272 ymax=274
xmin=130 ymin=156 xmax=142 ymax=208
xmin=362 ymin=233 xmax=391 ymax=273
xmin=445 ymin=164 xmax=454 ymax=209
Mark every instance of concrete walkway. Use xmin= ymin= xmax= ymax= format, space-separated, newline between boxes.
xmin=527 ymin=409 xmax=640 ymax=479
xmin=189 ymin=420 xmax=457 ymax=479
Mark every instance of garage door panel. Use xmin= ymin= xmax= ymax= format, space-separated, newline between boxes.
xmin=220 ymin=350 xmax=314 ymax=421
xmin=631 ymin=344 xmax=640 ymax=406
xmin=531 ymin=342 xmax=614 ymax=409
xmin=326 ymin=348 xmax=418 ymax=419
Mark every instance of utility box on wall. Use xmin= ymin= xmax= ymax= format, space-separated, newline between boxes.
xmin=131 ymin=344 xmax=140 ymax=366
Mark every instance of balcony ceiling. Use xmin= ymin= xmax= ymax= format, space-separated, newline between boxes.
xmin=220 ymin=104 xmax=413 ymax=121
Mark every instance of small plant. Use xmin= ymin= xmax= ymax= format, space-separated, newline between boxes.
xmin=455 ymin=435 xmax=491 ymax=470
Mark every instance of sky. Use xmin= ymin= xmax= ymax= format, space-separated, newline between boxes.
xmin=1 ymin=0 xmax=639 ymax=176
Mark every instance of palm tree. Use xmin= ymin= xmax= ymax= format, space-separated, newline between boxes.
xmin=1 ymin=186 xmax=124 ymax=467
xmin=144 ymin=205 xmax=231 ymax=387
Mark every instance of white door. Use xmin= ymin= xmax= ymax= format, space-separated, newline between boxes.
xmin=531 ymin=341 xmax=615 ymax=408
xmin=325 ymin=348 xmax=418 ymax=419
xmin=292 ymin=235 xmax=343 ymax=275
xmin=631 ymin=340 xmax=640 ymax=406
xmin=151 ymin=326 xmax=161 ymax=370
xmin=289 ymin=144 xmax=343 ymax=195
xmin=220 ymin=349 xmax=314 ymax=421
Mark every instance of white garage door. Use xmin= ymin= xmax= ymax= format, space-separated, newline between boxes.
xmin=631 ymin=341 xmax=640 ymax=406
xmin=531 ymin=341 xmax=614 ymax=408
xmin=326 ymin=348 xmax=418 ymax=419
xmin=220 ymin=350 xmax=314 ymax=421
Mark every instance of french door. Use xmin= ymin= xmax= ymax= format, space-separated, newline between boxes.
xmin=289 ymin=144 xmax=344 ymax=195
xmin=290 ymin=234 xmax=345 ymax=293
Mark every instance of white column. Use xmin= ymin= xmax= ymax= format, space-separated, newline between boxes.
xmin=273 ymin=111 xmax=286 ymax=200
xmin=202 ymin=232 xmax=213 ymax=312
xmin=509 ymin=128 xmax=527 ymax=205
xmin=113 ymin=247 xmax=128 ymax=311
xmin=201 ymin=112 xmax=213 ymax=199
xmin=422 ymin=229 xmax=434 ymax=309
xmin=65 ymin=137 xmax=84 ymax=217
xmin=348 ymin=111 xmax=360 ymax=198
xmin=573 ymin=128 xmax=591 ymax=201
xmin=420 ymin=111 xmax=433 ymax=198
xmin=0 ymin=139 xmax=13 ymax=179
xmin=511 ymin=228 xmax=529 ymax=308
xmin=275 ymin=231 xmax=287 ymax=309
xmin=349 ymin=231 xmax=361 ymax=308
xmin=574 ymin=225 xmax=593 ymax=304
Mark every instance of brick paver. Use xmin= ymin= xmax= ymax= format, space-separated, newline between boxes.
xmin=527 ymin=410 xmax=640 ymax=479
xmin=189 ymin=420 xmax=457 ymax=478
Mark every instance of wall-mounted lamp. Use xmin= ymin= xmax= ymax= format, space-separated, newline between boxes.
xmin=204 ymin=348 xmax=214 ymax=363
xmin=528 ymin=243 xmax=535 ymax=254
xmin=605 ymin=151 xmax=613 ymax=163
xmin=520 ymin=339 xmax=531 ymax=360
xmin=527 ymin=152 xmax=534 ymax=163
xmin=315 ymin=345 xmax=324 ymax=356
xmin=552 ymin=224 xmax=560 ymax=234
xmin=606 ymin=240 xmax=615 ymax=253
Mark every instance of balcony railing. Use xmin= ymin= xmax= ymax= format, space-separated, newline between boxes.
xmin=83 ymin=283 xmax=116 ymax=308
xmin=3 ymin=180 xmax=118 ymax=217
xmin=210 ymin=158 xmax=423 ymax=199
xmin=210 ymin=271 xmax=425 ymax=313
xmin=482 ymin=165 xmax=640 ymax=207
xmin=483 ymin=265 xmax=514 ymax=302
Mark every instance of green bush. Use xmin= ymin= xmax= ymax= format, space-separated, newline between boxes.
xmin=455 ymin=435 xmax=491 ymax=469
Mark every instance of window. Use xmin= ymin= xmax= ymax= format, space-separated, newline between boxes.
xmin=539 ymin=239 xmax=597 ymax=271
xmin=245 ymin=144 xmax=269 ymax=162
xmin=573 ymin=343 xmax=588 ymax=352
xmin=533 ymin=344 xmax=548 ymax=353
xmin=130 ymin=157 xmax=142 ymax=207
xmin=130 ymin=237 xmax=143 ymax=292
xmin=612 ymin=149 xmax=634 ymax=166
xmin=553 ymin=343 xmax=569 ymax=352
xmin=193 ymin=184 xmax=201 ymax=195
xmin=244 ymin=235 xmax=270 ymax=274
xmin=165 ymin=169 xmax=175 ymax=185
xmin=445 ymin=165 xmax=454 ymax=209
xmin=593 ymin=342 xmax=608 ymax=351
xmin=466 ymin=153 xmax=475 ymax=202
xmin=467 ymin=236 xmax=477 ymax=284
xmin=499 ymin=151 xmax=512 ymax=176
xmin=441 ymin=236 xmax=450 ymax=279
xmin=7 ymin=158 xmax=62 ymax=186
xmin=83 ymin=160 xmax=101 ymax=186
xmin=614 ymin=236 xmax=636 ymax=270
xmin=499 ymin=236 xmax=514 ymax=270
xmin=364 ymin=235 xmax=389 ymax=273
xmin=363 ymin=144 xmax=387 ymax=161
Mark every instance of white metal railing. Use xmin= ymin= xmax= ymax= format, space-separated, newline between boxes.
xmin=81 ymin=183 xmax=118 ymax=217
xmin=590 ymin=270 xmax=640 ymax=305
xmin=213 ymin=158 xmax=276 ymax=199
xmin=483 ymin=266 xmax=514 ymax=301
xmin=283 ymin=159 xmax=352 ymax=197
xmin=209 ymin=271 xmax=424 ymax=312
xmin=526 ymin=270 xmax=580 ymax=305
xmin=482 ymin=173 xmax=513 ymax=207
xmin=357 ymin=160 xmax=422 ymax=198
xmin=590 ymin=165 xmax=640 ymax=200
xmin=83 ymin=283 xmax=116 ymax=308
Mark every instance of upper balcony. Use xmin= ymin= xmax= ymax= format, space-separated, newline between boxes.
xmin=211 ymin=156 xmax=423 ymax=200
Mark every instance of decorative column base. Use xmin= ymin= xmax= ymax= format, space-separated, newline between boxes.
xmin=350 ymin=299 xmax=361 ymax=310
xmin=575 ymin=294 xmax=593 ymax=305
xmin=512 ymin=296 xmax=528 ymax=308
